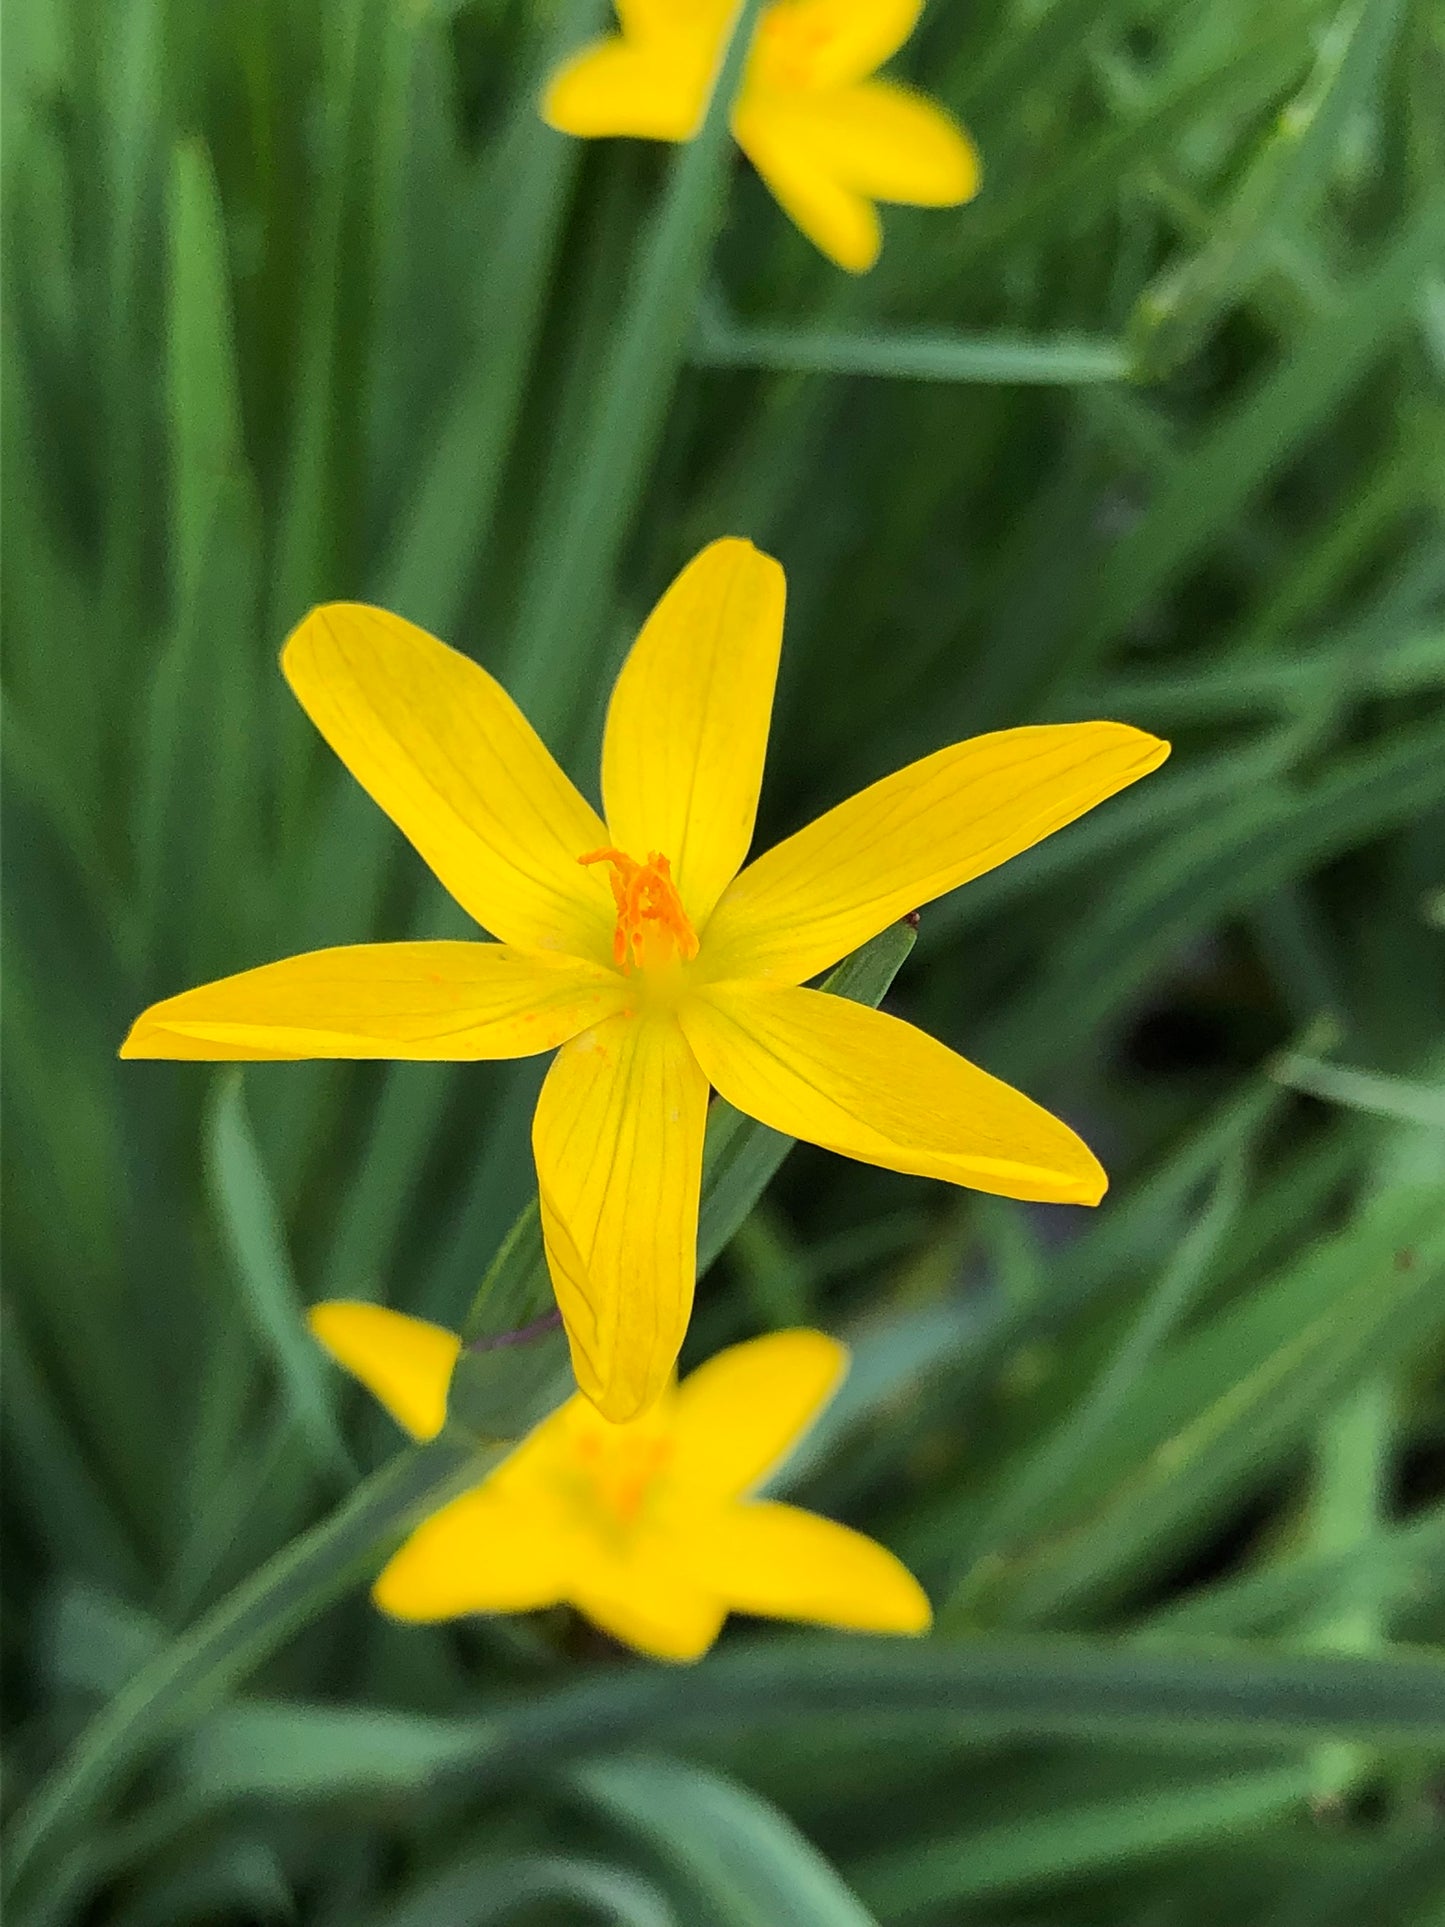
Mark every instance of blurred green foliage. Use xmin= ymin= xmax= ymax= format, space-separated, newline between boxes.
xmin=4 ymin=0 xmax=1445 ymax=1921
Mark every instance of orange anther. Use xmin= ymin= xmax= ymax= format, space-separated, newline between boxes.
xmin=580 ymin=847 xmax=700 ymax=973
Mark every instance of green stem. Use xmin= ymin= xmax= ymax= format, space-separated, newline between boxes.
xmin=1306 ymin=1375 xmax=1395 ymax=1806
xmin=505 ymin=0 xmax=766 ymax=740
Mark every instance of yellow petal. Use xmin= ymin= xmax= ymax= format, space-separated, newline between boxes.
xmin=602 ymin=539 xmax=786 ymax=930
xmin=703 ymin=722 xmax=1169 ymax=985
xmin=681 ymin=1499 xmax=931 ymax=1633
xmin=120 ymin=942 xmax=626 ymax=1061
xmin=541 ymin=37 xmax=713 ymax=141
xmin=672 ymin=1329 xmax=846 ymax=1496
xmin=573 ymin=1543 xmax=727 ymax=1662
xmin=308 ymin=1302 xmax=460 ymax=1441
xmin=373 ymin=1478 xmax=570 ymax=1618
xmin=618 ymin=0 xmax=732 ymax=37
xmin=764 ymin=79 xmax=979 ymax=205
xmin=751 ymin=0 xmax=925 ymax=89
xmin=733 ymin=96 xmax=882 ymax=271
xmin=682 ymin=984 xmax=1107 ymax=1203
xmin=533 ymin=1012 xmax=709 ymax=1422
xmin=282 ymin=604 xmax=613 ymax=962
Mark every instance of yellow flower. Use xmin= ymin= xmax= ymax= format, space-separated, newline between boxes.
xmin=122 ymin=537 xmax=1168 ymax=1421
xmin=542 ymin=0 xmax=980 ymax=273
xmin=310 ymin=1301 xmax=931 ymax=1661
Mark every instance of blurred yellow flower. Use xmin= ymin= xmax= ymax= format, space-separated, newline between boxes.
xmin=311 ymin=1302 xmax=930 ymax=1661
xmin=542 ymin=0 xmax=980 ymax=272
xmin=122 ymin=537 xmax=1167 ymax=1421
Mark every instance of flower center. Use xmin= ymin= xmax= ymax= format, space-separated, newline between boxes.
xmin=755 ymin=2 xmax=835 ymax=88
xmin=573 ymin=1426 xmax=675 ymax=1528
xmin=580 ymin=847 xmax=700 ymax=974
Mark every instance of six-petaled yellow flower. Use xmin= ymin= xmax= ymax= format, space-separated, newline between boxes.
xmin=310 ymin=1301 xmax=931 ymax=1661
xmin=122 ymin=537 xmax=1168 ymax=1421
xmin=543 ymin=0 xmax=981 ymax=273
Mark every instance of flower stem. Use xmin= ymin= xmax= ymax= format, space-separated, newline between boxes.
xmin=467 ymin=1309 xmax=564 ymax=1352
xmin=505 ymin=0 xmax=767 ymax=744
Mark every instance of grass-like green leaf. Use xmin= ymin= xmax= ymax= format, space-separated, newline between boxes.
xmin=1133 ymin=0 xmax=1410 ymax=372
xmin=205 ymin=1072 xmax=352 ymax=1478
xmin=855 ymin=1765 xmax=1315 ymax=1915
xmin=1270 ymin=1053 xmax=1445 ymax=1128
xmin=692 ymin=316 xmax=1133 ymax=385
xmin=364 ymin=1853 xmax=677 ymax=1927
xmin=1084 ymin=190 xmax=1445 ymax=655
xmin=170 ymin=1636 xmax=1445 ymax=1811
xmin=572 ymin=1756 xmax=878 ymax=1927
xmin=504 ymin=0 xmax=767 ymax=738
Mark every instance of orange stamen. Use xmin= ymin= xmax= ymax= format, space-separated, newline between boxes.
xmin=580 ymin=847 xmax=700 ymax=973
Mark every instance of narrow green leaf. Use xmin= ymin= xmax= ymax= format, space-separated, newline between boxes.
xmin=1135 ymin=0 xmax=1409 ymax=372
xmin=173 ymin=1635 xmax=1445 ymax=1811
xmin=0 ymin=1311 xmax=149 ymax=1601
xmin=1270 ymin=1053 xmax=1445 ymax=1129
xmin=691 ymin=320 xmax=1132 ymax=386
xmin=2 ymin=1441 xmax=480 ymax=1903
xmin=1139 ymin=1501 xmax=1445 ymax=1640
xmin=948 ymin=0 xmax=1142 ymax=119
xmin=0 ymin=317 xmax=102 ymax=813
xmin=779 ymin=1301 xmax=992 ymax=1493
xmin=855 ymin=1767 xmax=1313 ymax=1914
xmin=267 ymin=0 xmax=376 ymax=639
xmin=140 ymin=143 xmax=260 ymax=979
xmin=376 ymin=0 xmax=602 ymax=633
xmin=96 ymin=0 xmax=165 ymax=631
xmin=1081 ymin=628 xmax=1445 ymax=726
xmin=205 ymin=1072 xmax=351 ymax=1478
xmin=573 ymin=1756 xmax=877 ymax=1927
xmin=932 ymin=19 xmax=1311 ymax=284
xmin=1000 ymin=1173 xmax=1445 ymax=1623
xmin=365 ymin=1853 xmax=677 ymax=1927
xmin=182 ymin=1699 xmax=480 ymax=1798
xmin=896 ymin=1072 xmax=1288 ymax=1570
xmin=2 ymin=700 xmax=134 ymax=969
xmin=1304 ymin=1374 xmax=1397 ymax=1802
xmin=1085 ymin=190 xmax=1445 ymax=654
xmin=42 ymin=1584 xmax=164 ymax=1699
xmin=165 ymin=138 xmax=245 ymax=620
xmin=945 ymin=1142 xmax=1251 ymax=1615
xmin=991 ymin=717 xmax=1445 ymax=1078
xmin=504 ymin=0 xmax=766 ymax=739
xmin=106 ymin=1839 xmax=293 ymax=1927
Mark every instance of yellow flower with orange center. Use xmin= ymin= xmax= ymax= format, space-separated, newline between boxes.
xmin=542 ymin=0 xmax=981 ymax=273
xmin=122 ymin=537 xmax=1168 ymax=1421
xmin=310 ymin=1302 xmax=930 ymax=1662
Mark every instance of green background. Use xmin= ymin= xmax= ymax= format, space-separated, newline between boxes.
xmin=4 ymin=0 xmax=1445 ymax=1920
